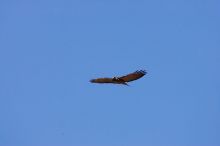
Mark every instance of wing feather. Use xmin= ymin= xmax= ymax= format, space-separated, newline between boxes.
xmin=90 ymin=78 xmax=113 ymax=83
xmin=118 ymin=70 xmax=146 ymax=82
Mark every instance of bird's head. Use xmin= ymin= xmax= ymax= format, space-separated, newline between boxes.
xmin=112 ymin=77 xmax=120 ymax=81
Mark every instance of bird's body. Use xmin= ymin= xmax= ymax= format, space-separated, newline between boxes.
xmin=90 ymin=70 xmax=146 ymax=85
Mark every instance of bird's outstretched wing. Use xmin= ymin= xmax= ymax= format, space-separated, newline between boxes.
xmin=90 ymin=78 xmax=113 ymax=83
xmin=118 ymin=70 xmax=147 ymax=82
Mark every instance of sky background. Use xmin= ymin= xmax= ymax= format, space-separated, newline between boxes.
xmin=0 ymin=0 xmax=220 ymax=146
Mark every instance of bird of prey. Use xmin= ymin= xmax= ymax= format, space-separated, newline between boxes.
xmin=90 ymin=70 xmax=147 ymax=85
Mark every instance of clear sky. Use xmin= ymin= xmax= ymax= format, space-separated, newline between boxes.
xmin=0 ymin=0 xmax=219 ymax=146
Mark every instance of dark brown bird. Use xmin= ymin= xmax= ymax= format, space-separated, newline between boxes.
xmin=90 ymin=70 xmax=147 ymax=85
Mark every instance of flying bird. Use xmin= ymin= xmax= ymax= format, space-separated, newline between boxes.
xmin=90 ymin=70 xmax=147 ymax=85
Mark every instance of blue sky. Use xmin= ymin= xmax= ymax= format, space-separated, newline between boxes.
xmin=0 ymin=0 xmax=219 ymax=146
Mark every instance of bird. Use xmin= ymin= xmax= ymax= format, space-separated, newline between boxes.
xmin=90 ymin=70 xmax=147 ymax=85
